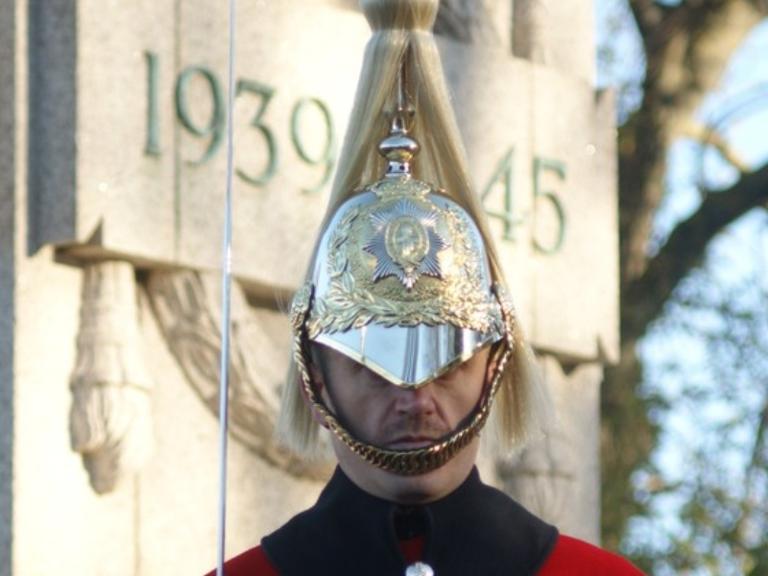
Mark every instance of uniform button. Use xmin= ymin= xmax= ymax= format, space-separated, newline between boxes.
xmin=405 ymin=562 xmax=434 ymax=576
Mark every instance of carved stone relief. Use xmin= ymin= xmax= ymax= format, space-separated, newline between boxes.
xmin=69 ymin=261 xmax=154 ymax=494
xmin=145 ymin=270 xmax=329 ymax=480
xmin=498 ymin=426 xmax=578 ymax=529
xmin=497 ymin=355 xmax=602 ymax=543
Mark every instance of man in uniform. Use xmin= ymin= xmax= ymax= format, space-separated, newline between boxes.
xmin=213 ymin=0 xmax=645 ymax=573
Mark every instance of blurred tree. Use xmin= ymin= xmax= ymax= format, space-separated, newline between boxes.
xmin=598 ymin=0 xmax=768 ymax=573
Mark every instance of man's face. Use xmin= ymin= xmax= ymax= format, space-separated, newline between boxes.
xmin=312 ymin=344 xmax=492 ymax=503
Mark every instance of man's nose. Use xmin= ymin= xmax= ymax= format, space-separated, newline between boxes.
xmin=394 ymin=383 xmax=437 ymax=415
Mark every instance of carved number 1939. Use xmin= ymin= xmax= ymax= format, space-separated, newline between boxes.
xmin=144 ymin=51 xmax=335 ymax=195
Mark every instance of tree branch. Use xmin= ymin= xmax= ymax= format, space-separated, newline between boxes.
xmin=623 ymin=161 xmax=768 ymax=341
xmin=619 ymin=0 xmax=766 ymax=286
xmin=628 ymin=0 xmax=712 ymax=63
xmin=629 ymin=0 xmax=660 ymax=44
xmin=680 ymin=120 xmax=749 ymax=173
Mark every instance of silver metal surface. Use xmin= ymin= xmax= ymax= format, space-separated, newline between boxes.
xmin=315 ymin=323 xmax=497 ymax=388
xmin=216 ymin=0 xmax=237 ymax=574
xmin=308 ymin=189 xmax=504 ymax=388
xmin=364 ymin=197 xmax=447 ymax=289
xmin=405 ymin=562 xmax=435 ymax=576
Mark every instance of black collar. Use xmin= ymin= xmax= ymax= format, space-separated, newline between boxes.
xmin=262 ymin=467 xmax=558 ymax=576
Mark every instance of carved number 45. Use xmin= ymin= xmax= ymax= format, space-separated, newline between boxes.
xmin=481 ymin=148 xmax=567 ymax=254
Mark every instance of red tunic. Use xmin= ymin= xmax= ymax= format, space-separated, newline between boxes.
xmin=209 ymin=468 xmax=643 ymax=575
xmin=211 ymin=535 xmax=644 ymax=575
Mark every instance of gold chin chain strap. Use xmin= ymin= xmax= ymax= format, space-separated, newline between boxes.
xmin=289 ymin=282 xmax=517 ymax=476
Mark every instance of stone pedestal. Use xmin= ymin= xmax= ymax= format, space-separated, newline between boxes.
xmin=513 ymin=0 xmax=595 ymax=84
xmin=0 ymin=2 xmax=18 ymax=574
xmin=498 ymin=357 xmax=603 ymax=543
xmin=1 ymin=1 xmax=617 ymax=573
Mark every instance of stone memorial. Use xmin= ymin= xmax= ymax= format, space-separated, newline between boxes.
xmin=0 ymin=0 xmax=616 ymax=573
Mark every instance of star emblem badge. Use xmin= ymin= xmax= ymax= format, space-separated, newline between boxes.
xmin=363 ymin=198 xmax=449 ymax=290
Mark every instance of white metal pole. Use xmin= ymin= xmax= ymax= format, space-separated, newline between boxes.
xmin=216 ymin=0 xmax=237 ymax=573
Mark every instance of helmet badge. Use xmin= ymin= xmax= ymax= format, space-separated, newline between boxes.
xmin=364 ymin=198 xmax=449 ymax=290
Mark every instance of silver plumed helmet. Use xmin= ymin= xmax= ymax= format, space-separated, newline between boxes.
xmin=289 ymin=102 xmax=517 ymax=475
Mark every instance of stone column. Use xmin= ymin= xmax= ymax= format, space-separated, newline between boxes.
xmin=0 ymin=2 xmax=19 ymax=575
xmin=436 ymin=0 xmax=614 ymax=544
xmin=436 ymin=0 xmax=513 ymax=51
xmin=499 ymin=359 xmax=603 ymax=543
xmin=513 ymin=0 xmax=595 ymax=84
xmin=5 ymin=3 xmax=139 ymax=574
xmin=501 ymin=0 xmax=612 ymax=544
xmin=1 ymin=1 xmax=616 ymax=573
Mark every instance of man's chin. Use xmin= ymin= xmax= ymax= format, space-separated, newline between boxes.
xmin=333 ymin=434 xmax=480 ymax=504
